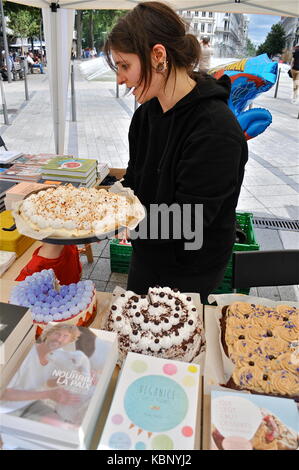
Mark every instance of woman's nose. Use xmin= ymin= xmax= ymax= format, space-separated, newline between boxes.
xmin=117 ymin=72 xmax=125 ymax=86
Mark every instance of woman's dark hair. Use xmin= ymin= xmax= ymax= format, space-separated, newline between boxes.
xmin=104 ymin=2 xmax=201 ymax=94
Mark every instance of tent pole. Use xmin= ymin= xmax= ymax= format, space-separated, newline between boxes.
xmin=0 ymin=75 xmax=9 ymax=125
xmin=71 ymin=62 xmax=76 ymax=121
xmin=0 ymin=0 xmax=12 ymax=84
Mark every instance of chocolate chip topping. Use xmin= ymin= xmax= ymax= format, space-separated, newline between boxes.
xmin=154 ymin=339 xmax=159 ymax=344
xmin=249 ymin=361 xmax=255 ymax=366
xmin=121 ymin=294 xmax=125 ymax=297
xmin=141 ymin=295 xmax=147 ymax=299
xmin=132 ymin=296 xmax=139 ymax=302
xmin=175 ymin=307 xmax=180 ymax=311
xmin=168 ymin=295 xmax=173 ymax=300
xmin=192 ymin=308 xmax=196 ymax=312
xmin=153 ymin=303 xmax=159 ymax=308
xmin=175 ymin=300 xmax=180 ymax=305
xmin=135 ymin=312 xmax=140 ymax=317
xmin=283 ymin=317 xmax=289 ymax=321
xmin=188 ymin=320 xmax=193 ymax=325
xmin=133 ymin=330 xmax=138 ymax=335
xmin=187 ymin=297 xmax=191 ymax=301
xmin=164 ymin=319 xmax=169 ymax=323
xmin=263 ymin=374 xmax=268 ymax=381
xmin=144 ymin=318 xmax=149 ymax=323
xmin=266 ymin=330 xmax=273 ymax=337
xmin=154 ymin=320 xmax=159 ymax=325
xmin=175 ymin=331 xmax=179 ymax=336
xmin=111 ymin=305 xmax=117 ymax=311
xmin=238 ymin=335 xmax=245 ymax=340
xmin=174 ymin=313 xmax=179 ymax=318
xmin=116 ymin=316 xmax=122 ymax=321
xmin=159 ymin=293 xmax=165 ymax=298
xmin=173 ymin=288 xmax=179 ymax=292
xmin=268 ymin=355 xmax=275 ymax=360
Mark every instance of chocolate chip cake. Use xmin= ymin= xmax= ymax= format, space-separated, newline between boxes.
xmin=106 ymin=286 xmax=205 ymax=363
xmin=221 ymin=302 xmax=299 ymax=397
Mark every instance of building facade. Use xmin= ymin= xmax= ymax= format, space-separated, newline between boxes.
xmin=179 ymin=10 xmax=248 ymax=58
xmin=280 ymin=16 xmax=299 ymax=49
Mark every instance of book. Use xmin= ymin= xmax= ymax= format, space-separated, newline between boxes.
xmin=42 ymin=158 xmax=97 ymax=177
xmin=0 ymin=303 xmax=33 ymax=365
xmin=98 ymin=352 xmax=201 ymax=451
xmin=0 ymin=327 xmax=118 ymax=450
xmin=210 ymin=390 xmax=299 ymax=450
xmin=0 ymin=181 xmax=17 ymax=199
xmin=0 ymin=164 xmax=44 ymax=182
xmin=4 ymin=181 xmax=56 ymax=210
xmin=0 ymin=251 xmax=16 ymax=276
xmin=0 ymin=151 xmax=23 ymax=164
xmin=0 ymin=326 xmax=36 ymax=392
xmin=41 ymin=169 xmax=97 ymax=184
xmin=0 ymin=155 xmax=58 ymax=183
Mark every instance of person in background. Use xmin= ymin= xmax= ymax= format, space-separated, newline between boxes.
xmin=290 ymin=43 xmax=299 ymax=104
xmin=199 ymin=36 xmax=213 ymax=72
xmin=15 ymin=243 xmax=82 ymax=285
xmin=26 ymin=52 xmax=34 ymax=73
xmin=104 ymin=2 xmax=248 ymax=304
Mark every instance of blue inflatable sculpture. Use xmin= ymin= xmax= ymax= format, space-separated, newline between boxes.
xmin=209 ymin=54 xmax=278 ymax=140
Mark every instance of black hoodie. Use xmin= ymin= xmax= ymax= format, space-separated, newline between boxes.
xmin=123 ymin=74 xmax=248 ymax=274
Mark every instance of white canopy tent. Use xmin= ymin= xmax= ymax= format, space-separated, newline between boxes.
xmin=6 ymin=1 xmax=299 ymax=154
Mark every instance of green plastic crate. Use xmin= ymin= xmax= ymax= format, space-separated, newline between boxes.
xmin=212 ymin=212 xmax=260 ymax=295
xmin=110 ymin=238 xmax=133 ymax=273
xmin=110 ymin=213 xmax=260 ymax=291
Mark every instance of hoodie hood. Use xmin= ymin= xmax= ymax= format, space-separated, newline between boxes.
xmin=150 ymin=73 xmax=231 ymax=117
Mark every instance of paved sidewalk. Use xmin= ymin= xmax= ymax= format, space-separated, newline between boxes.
xmin=1 ymin=62 xmax=298 ymax=301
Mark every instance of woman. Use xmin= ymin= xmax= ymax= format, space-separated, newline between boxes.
xmin=104 ymin=2 xmax=248 ymax=303
xmin=290 ymin=43 xmax=299 ymax=104
xmin=199 ymin=35 xmax=213 ymax=72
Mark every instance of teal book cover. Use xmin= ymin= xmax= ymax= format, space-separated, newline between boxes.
xmin=98 ymin=352 xmax=201 ymax=450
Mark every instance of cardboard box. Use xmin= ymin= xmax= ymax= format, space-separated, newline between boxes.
xmin=96 ymin=168 xmax=126 ymax=190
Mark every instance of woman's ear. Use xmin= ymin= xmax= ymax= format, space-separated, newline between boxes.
xmin=151 ymin=44 xmax=167 ymax=66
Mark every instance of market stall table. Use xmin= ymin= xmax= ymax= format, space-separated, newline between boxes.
xmin=0 ymin=280 xmax=204 ymax=450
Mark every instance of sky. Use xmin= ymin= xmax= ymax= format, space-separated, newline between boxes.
xmin=247 ymin=14 xmax=281 ymax=46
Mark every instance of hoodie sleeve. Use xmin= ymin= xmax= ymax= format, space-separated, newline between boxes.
xmin=175 ymin=132 xmax=246 ymax=227
xmin=121 ymin=109 xmax=141 ymax=190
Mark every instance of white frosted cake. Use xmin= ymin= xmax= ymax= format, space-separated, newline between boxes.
xmin=106 ymin=286 xmax=205 ymax=363
xmin=16 ymin=185 xmax=137 ymax=237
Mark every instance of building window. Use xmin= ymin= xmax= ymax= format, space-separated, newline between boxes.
xmin=202 ymin=12 xmax=206 ymax=17
xmin=187 ymin=10 xmax=191 ymax=16
xmin=195 ymin=11 xmax=199 ymax=16
xmin=208 ymin=23 xmax=212 ymax=33
xmin=193 ymin=22 xmax=198 ymax=31
xmin=201 ymin=23 xmax=205 ymax=32
xmin=209 ymin=12 xmax=213 ymax=17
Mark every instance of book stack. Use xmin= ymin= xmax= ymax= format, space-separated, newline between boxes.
xmin=0 ymin=151 xmax=23 ymax=165
xmin=41 ymin=157 xmax=98 ymax=187
xmin=0 ymin=154 xmax=56 ymax=183
xmin=0 ymin=328 xmax=118 ymax=450
xmin=0 ymin=302 xmax=35 ymax=393
xmin=98 ymin=352 xmax=201 ymax=450
xmin=97 ymin=162 xmax=109 ymax=185
xmin=4 ymin=181 xmax=57 ymax=211
xmin=0 ymin=181 xmax=16 ymax=213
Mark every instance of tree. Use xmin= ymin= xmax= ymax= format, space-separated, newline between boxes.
xmin=245 ymin=38 xmax=256 ymax=57
xmin=256 ymin=23 xmax=286 ymax=58
xmin=8 ymin=9 xmax=40 ymax=54
xmin=81 ymin=10 xmax=126 ymax=52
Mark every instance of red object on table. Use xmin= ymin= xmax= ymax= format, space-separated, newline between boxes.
xmin=15 ymin=245 xmax=82 ymax=285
